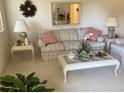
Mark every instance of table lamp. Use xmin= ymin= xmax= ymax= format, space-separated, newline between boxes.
xmin=105 ymin=17 xmax=118 ymax=38
xmin=14 ymin=19 xmax=29 ymax=45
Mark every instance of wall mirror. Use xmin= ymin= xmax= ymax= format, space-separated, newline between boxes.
xmin=51 ymin=2 xmax=81 ymax=25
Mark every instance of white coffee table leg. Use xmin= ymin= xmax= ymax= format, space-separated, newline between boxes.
xmin=32 ymin=48 xmax=35 ymax=62
xmin=64 ymin=69 xmax=67 ymax=83
xmin=115 ymin=63 xmax=120 ymax=76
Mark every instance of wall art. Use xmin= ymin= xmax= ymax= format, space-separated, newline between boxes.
xmin=20 ymin=0 xmax=37 ymax=17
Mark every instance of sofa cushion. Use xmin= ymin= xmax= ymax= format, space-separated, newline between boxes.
xmin=59 ymin=29 xmax=79 ymax=41
xmin=41 ymin=31 xmax=58 ymax=46
xmin=41 ymin=43 xmax=65 ymax=53
xmin=87 ymin=40 xmax=105 ymax=50
xmin=62 ymin=40 xmax=81 ymax=50
xmin=114 ymin=38 xmax=124 ymax=44
xmin=84 ymin=27 xmax=102 ymax=41
xmin=54 ymin=30 xmax=61 ymax=42
xmin=77 ymin=28 xmax=87 ymax=40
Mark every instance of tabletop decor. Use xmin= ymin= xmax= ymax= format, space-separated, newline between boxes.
xmin=78 ymin=41 xmax=92 ymax=60
xmin=77 ymin=31 xmax=95 ymax=60
xmin=14 ymin=19 xmax=29 ymax=45
xmin=67 ymin=52 xmax=75 ymax=59
xmin=95 ymin=51 xmax=107 ymax=57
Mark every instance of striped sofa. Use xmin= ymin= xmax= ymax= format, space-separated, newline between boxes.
xmin=38 ymin=28 xmax=105 ymax=61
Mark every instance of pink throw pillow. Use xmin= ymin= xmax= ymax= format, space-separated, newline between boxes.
xmin=84 ymin=27 xmax=102 ymax=41
xmin=41 ymin=31 xmax=58 ymax=46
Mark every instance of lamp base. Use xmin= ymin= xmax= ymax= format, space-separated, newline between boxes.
xmin=108 ymin=27 xmax=115 ymax=38
xmin=19 ymin=32 xmax=27 ymax=42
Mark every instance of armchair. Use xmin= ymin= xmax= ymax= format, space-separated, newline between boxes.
xmin=110 ymin=38 xmax=124 ymax=64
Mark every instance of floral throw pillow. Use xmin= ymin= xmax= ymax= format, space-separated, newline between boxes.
xmin=84 ymin=27 xmax=102 ymax=41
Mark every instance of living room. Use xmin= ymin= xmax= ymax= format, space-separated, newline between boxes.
xmin=0 ymin=0 xmax=124 ymax=92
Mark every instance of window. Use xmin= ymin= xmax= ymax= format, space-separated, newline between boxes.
xmin=0 ymin=10 xmax=4 ymax=33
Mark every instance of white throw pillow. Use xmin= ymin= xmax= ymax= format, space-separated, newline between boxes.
xmin=115 ymin=38 xmax=124 ymax=44
xmin=97 ymin=36 xmax=104 ymax=42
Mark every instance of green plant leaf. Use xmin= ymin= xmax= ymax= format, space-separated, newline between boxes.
xmin=26 ymin=72 xmax=35 ymax=84
xmin=16 ymin=73 xmax=25 ymax=84
xmin=26 ymin=76 xmax=40 ymax=85
xmin=0 ymin=75 xmax=15 ymax=83
xmin=27 ymin=82 xmax=40 ymax=92
xmin=0 ymin=87 xmax=10 ymax=92
xmin=12 ymin=78 xmax=26 ymax=91
xmin=26 ymin=77 xmax=40 ymax=91
xmin=0 ymin=75 xmax=26 ymax=91
xmin=26 ymin=72 xmax=35 ymax=80
xmin=0 ymin=72 xmax=55 ymax=92
xmin=0 ymin=81 xmax=13 ymax=87
xmin=32 ymin=85 xmax=54 ymax=92
xmin=31 ymin=77 xmax=40 ymax=83
xmin=8 ymin=87 xmax=15 ymax=92
xmin=41 ymin=80 xmax=47 ymax=84
xmin=31 ymin=84 xmax=42 ymax=91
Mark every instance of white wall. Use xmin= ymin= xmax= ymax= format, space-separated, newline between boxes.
xmin=99 ymin=0 xmax=124 ymax=37
xmin=0 ymin=0 xmax=10 ymax=75
xmin=4 ymin=0 xmax=124 ymax=46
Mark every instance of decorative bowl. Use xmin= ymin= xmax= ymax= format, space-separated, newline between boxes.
xmin=68 ymin=52 xmax=75 ymax=59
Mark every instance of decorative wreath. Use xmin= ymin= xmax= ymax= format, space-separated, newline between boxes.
xmin=20 ymin=0 xmax=37 ymax=17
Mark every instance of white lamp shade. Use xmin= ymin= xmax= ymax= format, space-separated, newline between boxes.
xmin=14 ymin=20 xmax=29 ymax=32
xmin=105 ymin=17 xmax=118 ymax=27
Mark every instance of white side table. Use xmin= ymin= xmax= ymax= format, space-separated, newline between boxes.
xmin=105 ymin=37 xmax=118 ymax=53
xmin=11 ymin=42 xmax=35 ymax=62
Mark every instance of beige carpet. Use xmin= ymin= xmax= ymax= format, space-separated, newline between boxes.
xmin=2 ymin=53 xmax=124 ymax=92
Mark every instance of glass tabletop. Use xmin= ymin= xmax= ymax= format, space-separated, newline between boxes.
xmin=64 ymin=51 xmax=113 ymax=64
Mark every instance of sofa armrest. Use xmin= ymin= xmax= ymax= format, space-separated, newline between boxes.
xmin=38 ymin=39 xmax=45 ymax=48
xmin=114 ymin=38 xmax=124 ymax=44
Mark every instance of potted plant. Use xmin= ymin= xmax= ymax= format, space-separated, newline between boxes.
xmin=0 ymin=72 xmax=54 ymax=92
xmin=78 ymin=41 xmax=92 ymax=60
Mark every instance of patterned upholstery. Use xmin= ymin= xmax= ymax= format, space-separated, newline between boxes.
xmin=87 ymin=40 xmax=105 ymax=51
xmin=111 ymin=43 xmax=124 ymax=64
xmin=62 ymin=40 xmax=81 ymax=51
xmin=59 ymin=29 xmax=79 ymax=41
xmin=41 ymin=42 xmax=65 ymax=53
xmin=53 ymin=30 xmax=61 ymax=42
xmin=38 ymin=28 xmax=105 ymax=61
xmin=77 ymin=28 xmax=86 ymax=40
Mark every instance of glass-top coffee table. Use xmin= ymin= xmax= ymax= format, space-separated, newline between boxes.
xmin=58 ymin=51 xmax=120 ymax=83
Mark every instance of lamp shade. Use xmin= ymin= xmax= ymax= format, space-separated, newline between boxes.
xmin=14 ymin=20 xmax=29 ymax=32
xmin=105 ymin=17 xmax=118 ymax=27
